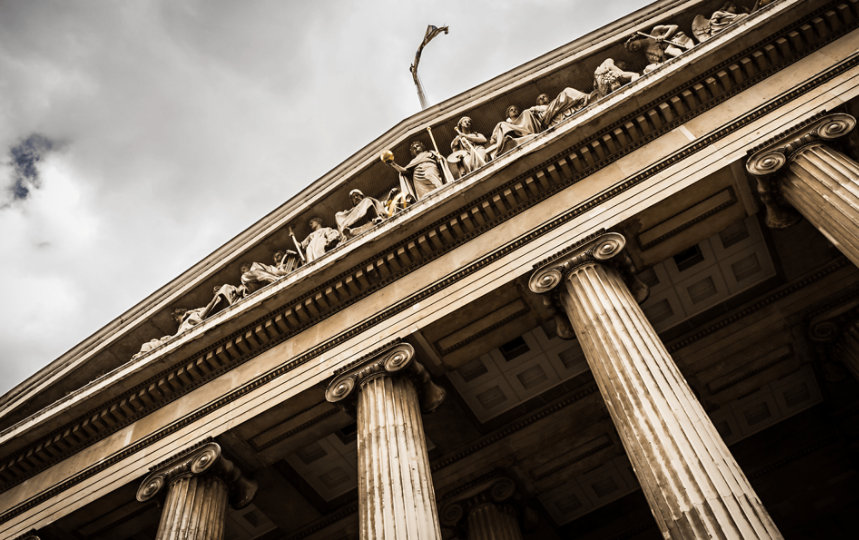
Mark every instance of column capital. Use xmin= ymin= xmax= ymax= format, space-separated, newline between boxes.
xmin=746 ymin=112 xmax=856 ymax=177
xmin=439 ymin=475 xmax=517 ymax=527
xmin=529 ymin=231 xmax=647 ymax=302
xmin=325 ymin=341 xmax=446 ymax=412
xmin=136 ymin=440 xmax=257 ymax=509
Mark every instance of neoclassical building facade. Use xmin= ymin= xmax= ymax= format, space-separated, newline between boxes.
xmin=2 ymin=0 xmax=858 ymax=538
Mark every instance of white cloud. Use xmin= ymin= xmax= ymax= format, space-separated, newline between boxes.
xmin=0 ymin=0 xmax=652 ymax=394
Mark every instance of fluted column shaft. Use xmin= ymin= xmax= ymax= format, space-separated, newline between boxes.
xmin=557 ymin=261 xmax=781 ymax=539
xmin=781 ymin=143 xmax=859 ymax=266
xmin=747 ymin=113 xmax=859 ymax=267
xmin=466 ymin=502 xmax=523 ymax=540
xmin=326 ymin=342 xmax=446 ymax=540
xmin=834 ymin=321 xmax=859 ymax=381
xmin=357 ymin=374 xmax=441 ymax=539
xmin=156 ymin=475 xmax=228 ymax=540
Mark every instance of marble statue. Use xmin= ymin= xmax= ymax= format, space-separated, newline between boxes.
xmin=625 ymin=24 xmax=695 ymax=73
xmin=386 ymin=140 xmax=453 ymax=200
xmin=131 ymin=303 xmax=218 ymax=360
xmin=692 ymin=3 xmax=749 ymax=42
xmin=241 ymin=250 xmax=299 ymax=294
xmin=202 ymin=284 xmax=247 ymax=319
xmin=174 ymin=306 xmax=207 ymax=335
xmin=447 ymin=116 xmax=489 ymax=178
xmin=538 ymin=87 xmax=591 ymax=129
xmin=529 ymin=93 xmax=552 ymax=120
xmin=300 ymin=216 xmax=341 ymax=262
xmin=487 ymin=105 xmax=542 ymax=160
xmin=593 ymin=58 xmax=640 ymax=99
xmin=132 ymin=335 xmax=171 ymax=359
xmin=335 ymin=189 xmax=386 ymax=238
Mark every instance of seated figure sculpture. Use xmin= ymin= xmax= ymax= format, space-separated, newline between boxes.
xmin=300 ymin=216 xmax=341 ymax=262
xmin=692 ymin=2 xmax=749 ymax=42
xmin=487 ymin=105 xmax=542 ymax=160
xmin=593 ymin=58 xmax=640 ymax=99
xmin=537 ymin=87 xmax=591 ymax=129
xmin=447 ymin=116 xmax=489 ymax=178
xmin=335 ymin=189 xmax=386 ymax=238
xmin=386 ymin=140 xmax=453 ymax=201
xmin=625 ymin=24 xmax=695 ymax=73
xmin=241 ymin=250 xmax=299 ymax=294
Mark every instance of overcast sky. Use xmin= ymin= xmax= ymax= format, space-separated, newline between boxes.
xmin=0 ymin=0 xmax=652 ymax=395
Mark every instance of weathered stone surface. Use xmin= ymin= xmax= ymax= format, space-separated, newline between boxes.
xmin=530 ymin=233 xmax=783 ymax=539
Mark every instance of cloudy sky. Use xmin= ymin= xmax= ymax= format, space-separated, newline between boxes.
xmin=0 ymin=0 xmax=651 ymax=395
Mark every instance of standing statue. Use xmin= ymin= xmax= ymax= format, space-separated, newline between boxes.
xmin=593 ymin=58 xmax=640 ymax=99
xmin=447 ymin=116 xmax=489 ymax=178
xmin=335 ymin=189 xmax=386 ymax=238
xmin=300 ymin=216 xmax=341 ymax=262
xmin=241 ymin=250 xmax=299 ymax=294
xmin=692 ymin=2 xmax=749 ymax=42
xmin=625 ymin=24 xmax=695 ymax=73
xmin=385 ymin=140 xmax=453 ymax=201
xmin=487 ymin=105 xmax=543 ymax=160
xmin=537 ymin=87 xmax=591 ymax=129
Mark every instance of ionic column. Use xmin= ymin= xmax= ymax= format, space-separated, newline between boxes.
xmin=836 ymin=321 xmax=859 ymax=381
xmin=440 ymin=476 xmax=523 ymax=540
xmin=809 ymin=304 xmax=859 ymax=382
xmin=529 ymin=232 xmax=782 ymax=539
xmin=747 ymin=113 xmax=859 ymax=267
xmin=136 ymin=441 xmax=257 ymax=540
xmin=326 ymin=342 xmax=446 ymax=540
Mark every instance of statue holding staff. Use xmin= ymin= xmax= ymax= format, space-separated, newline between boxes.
xmin=448 ymin=116 xmax=489 ymax=178
xmin=300 ymin=216 xmax=342 ymax=262
xmin=383 ymin=140 xmax=453 ymax=200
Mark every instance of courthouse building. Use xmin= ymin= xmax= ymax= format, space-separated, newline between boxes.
xmin=2 ymin=0 xmax=859 ymax=538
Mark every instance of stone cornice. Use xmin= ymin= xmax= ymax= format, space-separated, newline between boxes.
xmin=325 ymin=342 xmax=446 ymax=413
xmin=0 ymin=0 xmax=856 ymax=512
xmin=135 ymin=440 xmax=257 ymax=509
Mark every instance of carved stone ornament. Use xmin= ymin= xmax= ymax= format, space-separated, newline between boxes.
xmin=439 ymin=475 xmax=517 ymax=527
xmin=325 ymin=341 xmax=446 ymax=413
xmin=746 ymin=113 xmax=857 ymax=177
xmin=746 ymin=112 xmax=857 ymax=229
xmin=528 ymin=231 xmax=648 ymax=302
xmin=136 ymin=441 xmax=257 ymax=509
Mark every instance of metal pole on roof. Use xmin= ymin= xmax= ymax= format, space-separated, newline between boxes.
xmin=410 ymin=24 xmax=448 ymax=110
